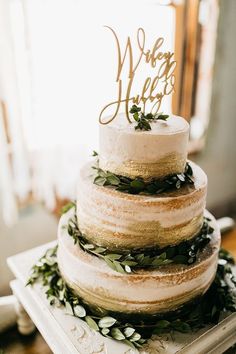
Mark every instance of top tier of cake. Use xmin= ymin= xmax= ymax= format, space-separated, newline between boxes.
xmin=99 ymin=113 xmax=189 ymax=180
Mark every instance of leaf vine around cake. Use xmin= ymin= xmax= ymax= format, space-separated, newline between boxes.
xmin=65 ymin=205 xmax=214 ymax=274
xmin=27 ymin=245 xmax=236 ymax=348
xmin=93 ymin=161 xmax=194 ymax=195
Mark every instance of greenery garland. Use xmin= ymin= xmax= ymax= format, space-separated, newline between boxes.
xmin=93 ymin=159 xmax=194 ymax=195
xmin=65 ymin=205 xmax=214 ymax=274
xmin=27 ymin=247 xmax=236 ymax=348
xmin=130 ymin=104 xmax=169 ymax=131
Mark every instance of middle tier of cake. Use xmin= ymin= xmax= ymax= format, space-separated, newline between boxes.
xmin=76 ymin=161 xmax=207 ymax=250
xmin=57 ymin=208 xmax=220 ymax=315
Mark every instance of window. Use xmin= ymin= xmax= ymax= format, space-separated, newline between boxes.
xmin=0 ymin=0 xmax=219 ymax=223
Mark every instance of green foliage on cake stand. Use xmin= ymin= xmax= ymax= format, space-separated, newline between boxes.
xmin=27 ymin=245 xmax=236 ymax=348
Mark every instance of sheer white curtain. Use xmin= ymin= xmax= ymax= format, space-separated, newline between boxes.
xmin=0 ymin=0 xmax=30 ymax=225
xmin=0 ymin=0 xmax=175 ymax=225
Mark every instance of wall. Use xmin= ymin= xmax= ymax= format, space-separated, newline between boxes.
xmin=195 ymin=0 xmax=236 ymax=212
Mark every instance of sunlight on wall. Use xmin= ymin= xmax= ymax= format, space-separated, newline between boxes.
xmin=10 ymin=0 xmax=175 ymax=154
xmin=0 ymin=0 xmax=176 ymax=214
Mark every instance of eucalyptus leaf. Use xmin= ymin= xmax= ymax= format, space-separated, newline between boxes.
xmin=57 ymin=278 xmax=63 ymax=287
xmin=151 ymin=258 xmax=164 ymax=266
xmin=85 ymin=316 xmax=99 ymax=331
xmin=61 ymin=201 xmax=76 ymax=215
xmin=65 ymin=302 xmax=73 ymax=315
xmin=98 ymin=170 xmax=107 ymax=178
xmin=155 ymin=320 xmax=170 ymax=329
xmin=121 ymin=260 xmax=138 ymax=266
xmin=162 ymin=259 xmax=173 ymax=265
xmin=152 ymin=327 xmax=165 ymax=335
xmin=74 ymin=305 xmax=86 ymax=318
xmin=107 ymin=254 xmax=122 ymax=261
xmin=138 ymin=338 xmax=146 ymax=344
xmin=130 ymin=180 xmax=145 ymax=189
xmin=130 ymin=104 xmax=141 ymax=114
xmin=146 ymin=184 xmax=158 ymax=193
xmin=129 ymin=332 xmax=141 ymax=342
xmin=133 ymin=112 xmax=139 ymax=121
xmin=83 ymin=244 xmax=95 ymax=250
xmin=171 ymin=320 xmax=191 ymax=333
xmin=94 ymin=176 xmax=106 ymax=186
xmin=173 ymin=255 xmax=188 ymax=264
xmin=177 ymin=174 xmax=185 ymax=182
xmin=44 ymin=258 xmax=56 ymax=266
xmin=104 ymin=257 xmax=117 ymax=272
xmin=159 ymin=252 xmax=167 ymax=260
xmin=59 ymin=289 xmax=66 ymax=301
xmin=141 ymin=255 xmax=152 ymax=266
xmin=135 ymin=254 xmax=145 ymax=263
xmin=123 ymin=327 xmax=135 ymax=338
xmin=122 ymin=339 xmax=136 ymax=349
xmin=114 ymin=261 xmax=126 ymax=274
xmin=111 ymin=327 xmax=125 ymax=340
xmin=157 ymin=114 xmax=169 ymax=120
xmin=176 ymin=180 xmax=181 ymax=189
xmin=95 ymin=247 xmax=106 ymax=254
xmin=98 ymin=316 xmax=117 ymax=328
xmin=107 ymin=175 xmax=120 ymax=186
xmin=125 ymin=265 xmax=132 ymax=273
xmin=101 ymin=328 xmax=110 ymax=335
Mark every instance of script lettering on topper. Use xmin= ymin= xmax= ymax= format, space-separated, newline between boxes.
xmin=99 ymin=27 xmax=177 ymax=124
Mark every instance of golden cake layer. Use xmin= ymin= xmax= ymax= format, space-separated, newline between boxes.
xmin=76 ymin=161 xmax=207 ymax=250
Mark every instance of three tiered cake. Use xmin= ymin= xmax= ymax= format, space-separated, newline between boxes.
xmin=27 ymin=25 xmax=236 ymax=350
xmin=57 ymin=112 xmax=220 ymax=317
xmin=28 ymin=108 xmax=236 ymax=350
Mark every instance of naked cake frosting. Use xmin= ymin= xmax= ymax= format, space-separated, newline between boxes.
xmin=57 ymin=113 xmax=220 ymax=317
xmin=77 ymin=161 xmax=207 ymax=249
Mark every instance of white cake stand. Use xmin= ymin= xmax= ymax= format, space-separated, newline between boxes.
xmin=7 ymin=241 xmax=236 ymax=354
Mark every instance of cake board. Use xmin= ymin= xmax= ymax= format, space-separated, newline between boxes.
xmin=7 ymin=242 xmax=236 ymax=354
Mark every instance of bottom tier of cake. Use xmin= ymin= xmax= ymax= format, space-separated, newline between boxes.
xmin=57 ymin=209 xmax=220 ymax=315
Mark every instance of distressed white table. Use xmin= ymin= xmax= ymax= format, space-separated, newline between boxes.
xmin=7 ymin=241 xmax=236 ymax=354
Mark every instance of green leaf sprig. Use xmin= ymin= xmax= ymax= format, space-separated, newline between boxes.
xmin=66 ymin=209 xmax=214 ymax=274
xmin=61 ymin=201 xmax=76 ymax=215
xmin=93 ymin=162 xmax=194 ymax=195
xmin=130 ymin=105 xmax=169 ymax=131
xmin=27 ymin=247 xmax=236 ymax=347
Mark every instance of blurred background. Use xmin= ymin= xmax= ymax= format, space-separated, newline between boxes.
xmin=0 ymin=0 xmax=236 ymax=298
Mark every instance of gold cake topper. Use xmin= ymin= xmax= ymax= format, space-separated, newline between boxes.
xmin=99 ymin=27 xmax=177 ymax=125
